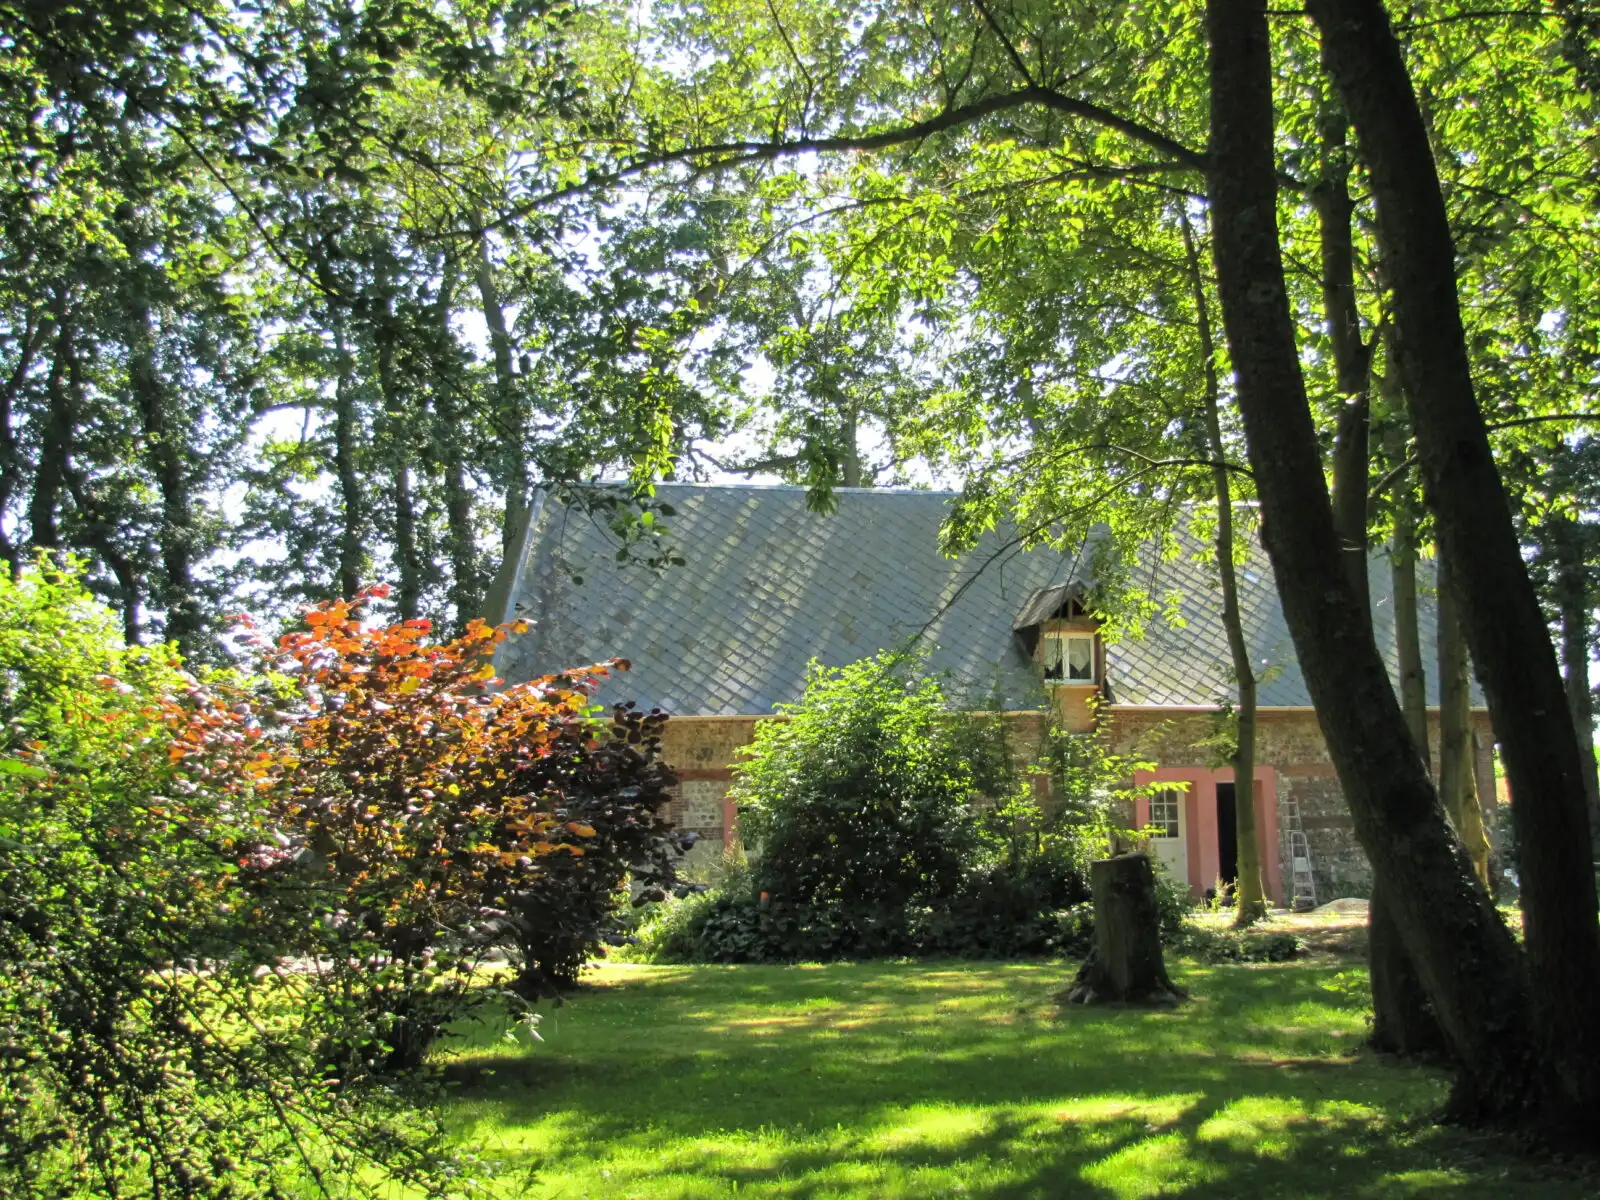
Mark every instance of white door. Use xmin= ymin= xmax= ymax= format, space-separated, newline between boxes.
xmin=1146 ymin=788 xmax=1188 ymax=885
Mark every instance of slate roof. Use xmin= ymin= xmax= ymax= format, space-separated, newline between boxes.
xmin=494 ymin=482 xmax=1455 ymax=716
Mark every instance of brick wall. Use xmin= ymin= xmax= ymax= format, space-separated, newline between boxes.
xmin=650 ymin=706 xmax=1496 ymax=902
xmin=1108 ymin=706 xmax=1496 ymax=902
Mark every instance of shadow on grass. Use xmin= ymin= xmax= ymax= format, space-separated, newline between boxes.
xmin=436 ymin=960 xmax=1594 ymax=1199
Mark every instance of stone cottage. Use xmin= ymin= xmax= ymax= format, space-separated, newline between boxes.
xmin=490 ymin=482 xmax=1494 ymax=906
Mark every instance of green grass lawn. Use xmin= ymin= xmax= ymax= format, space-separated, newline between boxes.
xmin=436 ymin=957 xmax=1593 ymax=1199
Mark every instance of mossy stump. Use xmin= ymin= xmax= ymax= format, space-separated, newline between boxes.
xmin=1061 ymin=853 xmax=1186 ymax=1006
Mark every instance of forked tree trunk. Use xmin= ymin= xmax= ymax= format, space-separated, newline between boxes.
xmin=1062 ymin=854 xmax=1185 ymax=1006
xmin=1206 ymin=0 xmax=1540 ymax=1121
xmin=1315 ymin=88 xmax=1441 ymax=1054
xmin=1310 ymin=0 xmax=1600 ymax=1118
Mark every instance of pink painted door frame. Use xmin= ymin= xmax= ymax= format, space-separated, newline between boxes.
xmin=1133 ymin=766 xmax=1282 ymax=905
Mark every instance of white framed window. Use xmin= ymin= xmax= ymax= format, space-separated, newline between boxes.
xmin=1043 ymin=632 xmax=1096 ymax=683
xmin=1148 ymin=789 xmax=1181 ymax=839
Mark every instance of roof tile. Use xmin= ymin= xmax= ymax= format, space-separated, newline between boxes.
xmin=499 ymin=484 xmax=1462 ymax=715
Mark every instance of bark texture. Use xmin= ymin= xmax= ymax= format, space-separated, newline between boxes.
xmin=1310 ymin=0 xmax=1600 ymax=1116
xmin=1207 ymin=0 xmax=1539 ymax=1119
xmin=1437 ymin=545 xmax=1491 ymax=885
xmin=1062 ymin=854 xmax=1185 ymax=1006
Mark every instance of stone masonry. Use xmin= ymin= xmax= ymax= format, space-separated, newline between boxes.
xmin=656 ymin=706 xmax=1497 ymax=901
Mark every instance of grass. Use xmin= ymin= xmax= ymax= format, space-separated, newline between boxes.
xmin=433 ymin=947 xmax=1595 ymax=1199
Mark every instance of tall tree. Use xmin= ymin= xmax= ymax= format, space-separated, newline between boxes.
xmin=1309 ymin=0 xmax=1600 ymax=1115
xmin=1205 ymin=0 xmax=1541 ymax=1120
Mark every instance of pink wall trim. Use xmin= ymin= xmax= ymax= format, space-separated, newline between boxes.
xmin=1134 ymin=766 xmax=1283 ymax=905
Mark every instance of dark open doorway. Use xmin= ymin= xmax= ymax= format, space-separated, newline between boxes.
xmin=1216 ymin=782 xmax=1239 ymax=887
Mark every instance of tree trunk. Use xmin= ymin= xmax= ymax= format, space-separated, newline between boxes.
xmin=1389 ymin=459 xmax=1429 ymax=763
xmin=29 ymin=308 xmax=72 ymax=552
xmin=1180 ymin=214 xmax=1266 ymax=925
xmin=1367 ymin=880 xmax=1450 ymax=1059
xmin=840 ymin=401 xmax=863 ymax=489
xmin=1553 ymin=517 xmax=1600 ymax=850
xmin=116 ymin=223 xmax=199 ymax=658
xmin=474 ymin=229 xmax=527 ymax=566
xmin=435 ymin=254 xmax=482 ymax=633
xmin=331 ymin=312 xmax=367 ymax=602
xmin=1437 ymin=543 xmax=1492 ymax=886
xmin=1314 ymin=71 xmax=1373 ymax=618
xmin=1314 ymin=87 xmax=1443 ymax=1055
xmin=1371 ymin=436 xmax=1444 ymax=1056
xmin=1206 ymin=0 xmax=1540 ymax=1121
xmin=0 ymin=311 xmax=43 ymax=577
xmin=374 ymin=284 xmax=421 ymax=624
xmin=1310 ymin=0 xmax=1600 ymax=1117
xmin=1061 ymin=854 xmax=1185 ymax=1005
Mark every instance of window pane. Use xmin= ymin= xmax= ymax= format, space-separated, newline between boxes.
xmin=1066 ymin=636 xmax=1093 ymax=680
xmin=1150 ymin=790 xmax=1180 ymax=838
xmin=1043 ymin=637 xmax=1063 ymax=680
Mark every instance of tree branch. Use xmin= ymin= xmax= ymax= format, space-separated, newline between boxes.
xmin=487 ymin=85 xmax=1209 ymax=233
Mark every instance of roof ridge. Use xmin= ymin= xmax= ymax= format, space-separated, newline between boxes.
xmin=560 ymin=480 xmax=963 ymax=498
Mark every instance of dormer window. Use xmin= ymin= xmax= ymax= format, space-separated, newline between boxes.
xmin=1044 ymin=632 xmax=1096 ymax=684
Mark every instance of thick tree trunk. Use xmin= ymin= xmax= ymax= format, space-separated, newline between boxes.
xmin=1367 ymin=881 xmax=1449 ymax=1059
xmin=1181 ymin=214 xmax=1266 ymax=925
xmin=1206 ymin=0 xmax=1539 ymax=1120
xmin=1062 ymin=854 xmax=1185 ymax=1005
xmin=1437 ymin=544 xmax=1492 ymax=885
xmin=1552 ymin=518 xmax=1600 ymax=849
xmin=1310 ymin=0 xmax=1600 ymax=1117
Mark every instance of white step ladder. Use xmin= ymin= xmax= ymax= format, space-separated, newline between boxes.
xmin=1283 ymin=795 xmax=1318 ymax=911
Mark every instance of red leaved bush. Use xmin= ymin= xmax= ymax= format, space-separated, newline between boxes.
xmin=178 ymin=586 xmax=688 ymax=1068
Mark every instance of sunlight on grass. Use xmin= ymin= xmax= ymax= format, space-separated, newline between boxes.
xmin=430 ymin=960 xmax=1595 ymax=1199
xmin=1082 ymin=1131 xmax=1221 ymax=1197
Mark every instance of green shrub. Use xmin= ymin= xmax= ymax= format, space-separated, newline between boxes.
xmin=633 ymin=654 xmax=1179 ymax=966
xmin=736 ymin=654 xmax=978 ymax=926
xmin=1166 ymin=923 xmax=1305 ymax=963
xmin=0 ymin=562 xmax=466 ymax=1197
xmin=1153 ymin=862 xmax=1199 ymax=938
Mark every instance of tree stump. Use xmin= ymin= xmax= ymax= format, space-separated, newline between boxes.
xmin=1061 ymin=853 xmax=1186 ymax=1006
